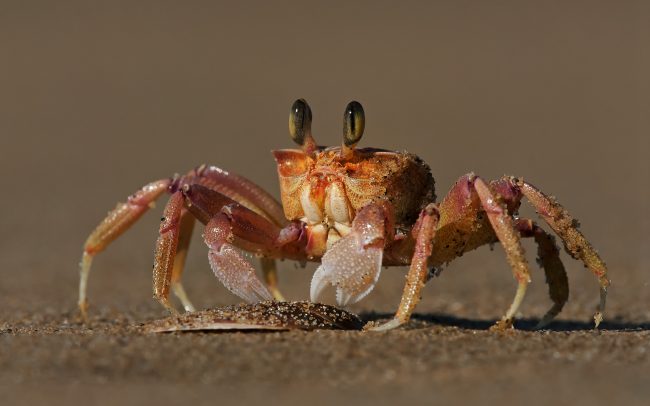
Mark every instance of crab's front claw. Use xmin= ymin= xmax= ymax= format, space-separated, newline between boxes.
xmin=310 ymin=234 xmax=384 ymax=306
xmin=310 ymin=203 xmax=390 ymax=307
xmin=209 ymin=243 xmax=274 ymax=303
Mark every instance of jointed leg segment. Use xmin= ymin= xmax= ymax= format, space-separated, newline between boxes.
xmin=169 ymin=209 xmax=197 ymax=312
xmin=79 ymin=179 xmax=171 ymax=318
xmin=519 ymin=180 xmax=609 ymax=326
xmin=261 ymin=258 xmax=286 ymax=301
xmin=369 ymin=203 xmax=440 ymax=331
xmin=473 ymin=176 xmax=531 ymax=329
xmin=516 ymin=218 xmax=569 ymax=328
xmin=153 ymin=191 xmax=184 ymax=313
xmin=376 ymin=173 xmax=603 ymax=331
xmin=79 ymin=166 xmax=298 ymax=318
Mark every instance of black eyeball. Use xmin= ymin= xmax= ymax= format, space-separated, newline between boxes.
xmin=343 ymin=101 xmax=365 ymax=147
xmin=289 ymin=99 xmax=312 ymax=146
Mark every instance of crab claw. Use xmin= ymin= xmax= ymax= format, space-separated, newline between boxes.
xmin=208 ymin=243 xmax=274 ymax=303
xmin=310 ymin=203 xmax=389 ymax=306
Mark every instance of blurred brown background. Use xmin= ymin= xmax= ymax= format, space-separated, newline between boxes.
xmin=0 ymin=1 xmax=648 ymax=404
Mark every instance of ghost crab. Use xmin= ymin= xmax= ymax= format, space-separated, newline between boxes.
xmin=79 ymin=99 xmax=609 ymax=331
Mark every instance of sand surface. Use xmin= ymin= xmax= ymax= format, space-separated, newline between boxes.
xmin=1 ymin=1 xmax=649 ymax=405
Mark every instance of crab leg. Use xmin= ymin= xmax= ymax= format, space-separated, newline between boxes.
xmin=169 ymin=209 xmax=196 ymax=312
xmin=519 ymin=180 xmax=610 ymax=327
xmin=369 ymin=175 xmax=533 ymax=331
xmin=153 ymin=191 xmax=185 ymax=313
xmin=473 ymin=176 xmax=531 ymax=330
xmin=516 ymin=218 xmax=569 ymax=328
xmin=194 ymin=165 xmax=287 ymax=227
xmin=260 ymin=258 xmax=286 ymax=301
xmin=182 ymin=184 xmax=304 ymax=257
xmin=79 ymin=179 xmax=171 ymax=318
xmin=369 ymin=204 xmax=440 ymax=331
xmin=153 ymin=193 xmax=201 ymax=313
xmin=181 ymin=184 xmax=305 ymax=303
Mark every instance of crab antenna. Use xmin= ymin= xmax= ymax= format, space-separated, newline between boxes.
xmin=341 ymin=101 xmax=365 ymax=159
xmin=289 ymin=99 xmax=317 ymax=155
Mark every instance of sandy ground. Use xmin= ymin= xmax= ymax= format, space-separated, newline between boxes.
xmin=2 ymin=298 xmax=650 ymax=405
xmin=1 ymin=1 xmax=649 ymax=405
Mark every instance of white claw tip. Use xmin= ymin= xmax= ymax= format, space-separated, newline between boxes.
xmin=309 ymin=238 xmax=383 ymax=306
xmin=310 ymin=265 xmax=329 ymax=302
xmin=594 ymin=312 xmax=603 ymax=329
xmin=336 ymin=287 xmax=353 ymax=307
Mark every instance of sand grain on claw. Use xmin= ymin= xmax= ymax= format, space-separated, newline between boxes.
xmin=144 ymin=301 xmax=364 ymax=333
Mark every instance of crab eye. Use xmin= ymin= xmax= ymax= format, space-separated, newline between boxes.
xmin=343 ymin=101 xmax=365 ymax=147
xmin=289 ymin=99 xmax=312 ymax=146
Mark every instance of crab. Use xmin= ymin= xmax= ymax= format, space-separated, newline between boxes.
xmin=79 ymin=99 xmax=610 ymax=331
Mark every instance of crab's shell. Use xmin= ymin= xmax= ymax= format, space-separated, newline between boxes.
xmin=273 ymin=147 xmax=435 ymax=227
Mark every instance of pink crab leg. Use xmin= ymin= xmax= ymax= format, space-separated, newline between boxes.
xmin=182 ymin=184 xmax=305 ymax=258
xmin=260 ymin=257 xmax=286 ymax=301
xmin=515 ymin=218 xmax=569 ymax=329
xmin=519 ymin=180 xmax=610 ymax=327
xmin=154 ymin=193 xmax=203 ymax=313
xmin=79 ymin=179 xmax=171 ymax=318
xmin=371 ymin=174 xmax=530 ymax=331
xmin=153 ymin=191 xmax=185 ymax=313
xmin=473 ymin=176 xmax=532 ymax=330
xmin=169 ymin=209 xmax=197 ymax=312
xmin=310 ymin=202 xmax=394 ymax=307
xmin=194 ymin=165 xmax=287 ymax=227
xmin=369 ymin=204 xmax=440 ymax=331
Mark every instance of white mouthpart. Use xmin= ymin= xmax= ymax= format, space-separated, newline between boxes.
xmin=325 ymin=182 xmax=352 ymax=225
xmin=300 ymin=183 xmax=323 ymax=223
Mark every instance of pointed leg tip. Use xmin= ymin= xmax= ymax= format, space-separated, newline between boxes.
xmin=534 ymin=307 xmax=561 ymax=330
xmin=78 ymin=300 xmax=89 ymax=323
xmin=534 ymin=318 xmax=551 ymax=330
xmin=157 ymin=297 xmax=179 ymax=315
xmin=269 ymin=288 xmax=286 ymax=302
xmin=365 ymin=318 xmax=404 ymax=332
xmin=489 ymin=318 xmax=514 ymax=332
xmin=171 ymin=283 xmax=197 ymax=313
xmin=594 ymin=312 xmax=603 ymax=329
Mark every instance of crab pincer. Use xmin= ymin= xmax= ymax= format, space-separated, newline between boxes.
xmin=310 ymin=202 xmax=392 ymax=307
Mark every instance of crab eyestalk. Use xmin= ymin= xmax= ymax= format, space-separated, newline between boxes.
xmin=341 ymin=101 xmax=365 ymax=159
xmin=289 ymin=98 xmax=317 ymax=155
